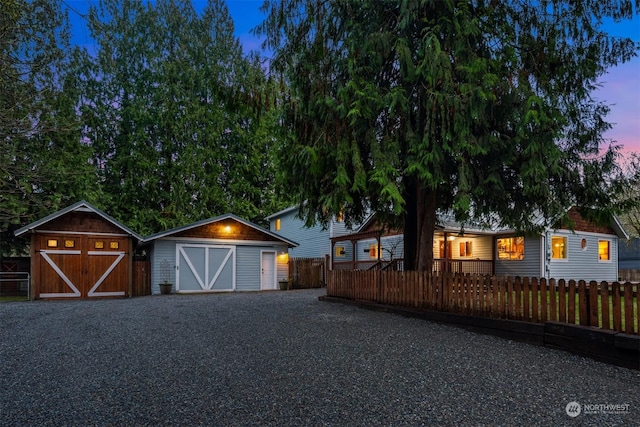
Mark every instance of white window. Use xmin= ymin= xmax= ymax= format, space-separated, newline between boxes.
xmin=459 ymin=241 xmax=472 ymax=257
xmin=551 ymin=236 xmax=567 ymax=260
xmin=598 ymin=240 xmax=610 ymax=261
xmin=497 ymin=237 xmax=524 ymax=260
xmin=369 ymin=244 xmax=379 ymax=259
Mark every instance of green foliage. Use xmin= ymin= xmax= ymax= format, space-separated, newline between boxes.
xmin=1 ymin=0 xmax=100 ymax=254
xmin=79 ymin=0 xmax=288 ymax=234
xmin=259 ymin=0 xmax=639 ymax=269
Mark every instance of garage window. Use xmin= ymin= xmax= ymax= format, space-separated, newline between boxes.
xmin=47 ymin=239 xmax=58 ymax=248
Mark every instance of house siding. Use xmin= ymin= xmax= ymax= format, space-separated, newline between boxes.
xmin=619 ymin=238 xmax=640 ymax=270
xmin=431 ymin=235 xmax=493 ymax=260
xmin=356 ymin=235 xmax=405 ymax=262
xmin=494 ymin=235 xmax=543 ymax=278
xmin=150 ymin=239 xmax=289 ymax=294
xmin=269 ymin=210 xmax=329 ymax=258
xmin=269 ymin=209 xmax=359 ymax=259
xmin=546 ymin=231 xmax=618 ymax=282
xmin=150 ymin=239 xmax=177 ymax=295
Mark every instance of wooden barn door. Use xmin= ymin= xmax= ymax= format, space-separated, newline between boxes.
xmin=86 ymin=237 xmax=128 ymax=297
xmin=37 ymin=234 xmax=129 ymax=298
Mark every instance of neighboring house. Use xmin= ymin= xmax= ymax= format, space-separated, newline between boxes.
xmin=13 ymin=200 xmax=143 ymax=299
xmin=270 ymin=206 xmax=628 ymax=282
xmin=265 ymin=206 xmax=359 ymax=259
xmin=142 ymin=214 xmax=298 ymax=294
xmin=619 ymin=237 xmax=640 ymax=271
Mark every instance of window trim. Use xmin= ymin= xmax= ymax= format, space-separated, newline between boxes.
xmin=598 ymin=239 xmax=612 ymax=262
xmin=496 ymin=236 xmax=525 ymax=261
xmin=550 ymin=235 xmax=568 ymax=262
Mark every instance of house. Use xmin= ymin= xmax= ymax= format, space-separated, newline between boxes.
xmin=13 ymin=200 xmax=143 ymax=299
xmin=142 ymin=214 xmax=298 ymax=294
xmin=265 ymin=206 xmax=359 ymax=259
xmin=619 ymin=237 xmax=640 ymax=281
xmin=619 ymin=237 xmax=640 ymax=269
xmin=270 ymin=206 xmax=628 ymax=282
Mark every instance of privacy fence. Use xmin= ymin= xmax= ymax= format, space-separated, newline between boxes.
xmin=288 ymin=257 xmax=327 ymax=289
xmin=327 ymin=271 xmax=639 ymax=335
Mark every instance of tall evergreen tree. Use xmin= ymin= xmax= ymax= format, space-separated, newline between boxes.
xmin=259 ymin=0 xmax=639 ymax=270
xmin=80 ymin=0 xmax=285 ymax=234
xmin=1 ymin=0 xmax=98 ymax=254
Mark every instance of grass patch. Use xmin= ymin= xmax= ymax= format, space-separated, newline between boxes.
xmin=0 ymin=295 xmax=30 ymax=302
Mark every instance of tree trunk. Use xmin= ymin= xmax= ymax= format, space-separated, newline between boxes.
xmin=403 ymin=175 xmax=417 ymax=271
xmin=403 ymin=176 xmax=437 ymax=272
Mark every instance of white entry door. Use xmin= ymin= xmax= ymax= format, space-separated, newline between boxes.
xmin=261 ymin=251 xmax=276 ymax=290
xmin=176 ymin=244 xmax=235 ymax=292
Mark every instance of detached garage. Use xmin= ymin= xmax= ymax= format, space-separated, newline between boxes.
xmin=143 ymin=214 xmax=298 ymax=294
xmin=14 ymin=200 xmax=142 ymax=299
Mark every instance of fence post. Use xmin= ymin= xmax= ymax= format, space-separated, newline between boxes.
xmin=589 ymin=280 xmax=599 ymax=327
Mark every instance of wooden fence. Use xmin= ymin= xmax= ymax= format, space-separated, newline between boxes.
xmin=132 ymin=258 xmax=151 ymax=296
xmin=289 ymin=257 xmax=326 ymax=289
xmin=327 ymin=270 xmax=639 ymax=335
xmin=620 ymin=269 xmax=640 ymax=282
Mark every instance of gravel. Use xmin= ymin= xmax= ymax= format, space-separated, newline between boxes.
xmin=1 ymin=289 xmax=639 ymax=426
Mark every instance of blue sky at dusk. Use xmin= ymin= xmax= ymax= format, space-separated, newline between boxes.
xmin=65 ymin=0 xmax=640 ymax=154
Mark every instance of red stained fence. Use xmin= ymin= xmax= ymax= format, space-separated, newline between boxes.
xmin=327 ymin=271 xmax=639 ymax=335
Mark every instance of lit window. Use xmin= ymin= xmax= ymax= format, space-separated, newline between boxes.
xmin=598 ymin=240 xmax=610 ymax=261
xmin=369 ymin=244 xmax=379 ymax=259
xmin=497 ymin=237 xmax=524 ymax=260
xmin=47 ymin=239 xmax=58 ymax=248
xmin=64 ymin=240 xmax=75 ymax=248
xmin=335 ymin=246 xmax=345 ymax=257
xmin=336 ymin=211 xmax=344 ymax=222
xmin=110 ymin=241 xmax=119 ymax=249
xmin=551 ymin=236 xmax=567 ymax=259
xmin=275 ymin=218 xmax=281 ymax=231
xmin=459 ymin=241 xmax=472 ymax=257
xmin=94 ymin=241 xmax=104 ymax=249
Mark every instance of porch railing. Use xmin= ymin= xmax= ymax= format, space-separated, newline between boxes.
xmin=332 ymin=258 xmax=492 ymax=275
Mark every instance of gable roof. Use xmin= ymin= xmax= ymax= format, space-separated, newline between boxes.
xmin=265 ymin=205 xmax=300 ymax=221
xmin=14 ymin=200 xmax=143 ymax=240
xmin=355 ymin=207 xmax=628 ymax=239
xmin=142 ymin=213 xmax=299 ymax=247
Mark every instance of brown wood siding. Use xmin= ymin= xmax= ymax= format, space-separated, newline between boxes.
xmin=173 ymin=219 xmax=280 ymax=242
xmin=42 ymin=211 xmax=125 ymax=234
xmin=32 ymin=231 xmax=131 ymax=299
xmin=555 ymin=207 xmax=615 ymax=235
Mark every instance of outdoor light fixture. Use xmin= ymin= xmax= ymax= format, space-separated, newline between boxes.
xmin=223 ymin=225 xmax=231 ymax=233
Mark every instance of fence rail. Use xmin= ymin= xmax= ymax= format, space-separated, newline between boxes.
xmin=0 ymin=272 xmax=30 ymax=298
xmin=327 ymin=271 xmax=639 ymax=335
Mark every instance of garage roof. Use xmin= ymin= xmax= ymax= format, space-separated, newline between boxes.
xmin=142 ymin=213 xmax=299 ymax=247
xmin=14 ymin=200 xmax=143 ymax=240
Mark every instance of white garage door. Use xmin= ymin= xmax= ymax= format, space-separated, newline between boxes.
xmin=176 ymin=244 xmax=235 ymax=292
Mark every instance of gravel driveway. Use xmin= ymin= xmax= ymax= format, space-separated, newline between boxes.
xmin=1 ymin=289 xmax=638 ymax=426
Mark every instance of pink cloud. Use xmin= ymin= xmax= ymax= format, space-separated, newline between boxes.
xmin=595 ymin=58 xmax=640 ymax=155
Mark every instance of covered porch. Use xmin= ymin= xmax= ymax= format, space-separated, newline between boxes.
xmin=330 ymin=228 xmax=495 ymax=275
